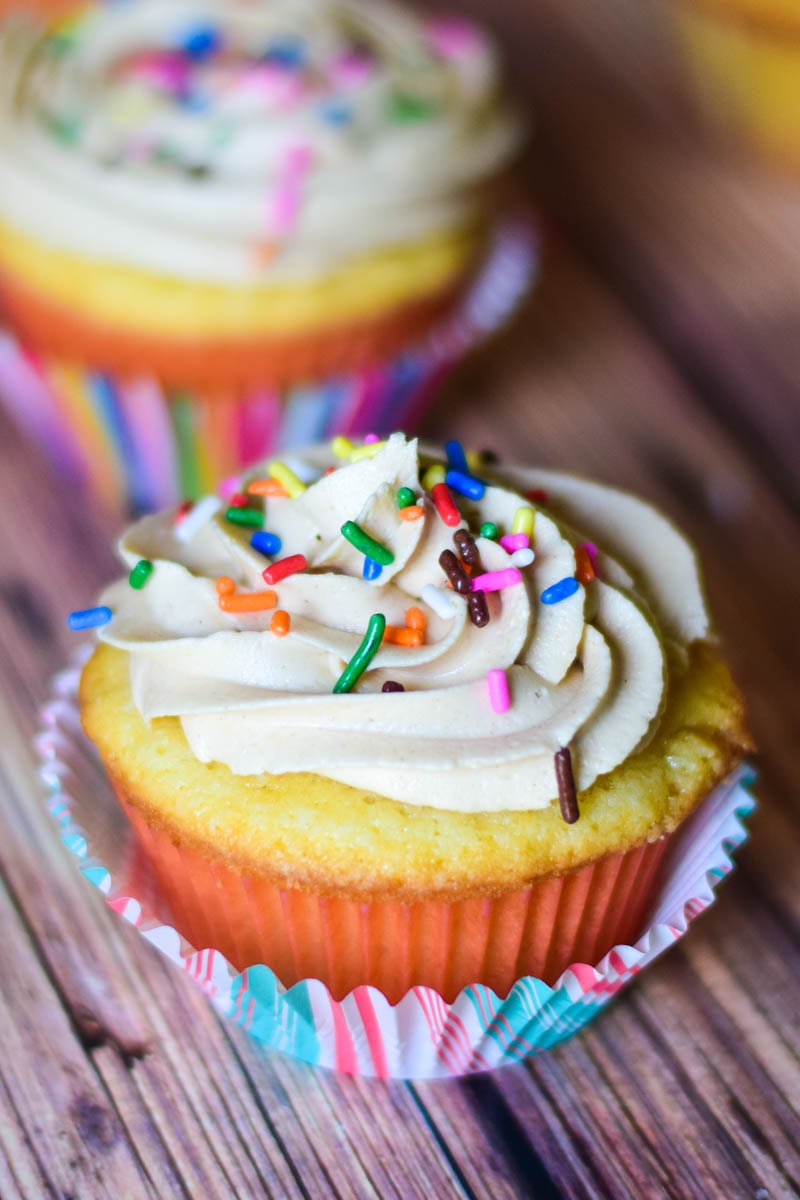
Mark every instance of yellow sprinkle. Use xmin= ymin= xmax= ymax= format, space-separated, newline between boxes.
xmin=268 ymin=460 xmax=306 ymax=499
xmin=350 ymin=440 xmax=387 ymax=462
xmin=331 ymin=436 xmax=354 ymax=459
xmin=512 ymin=506 xmax=535 ymax=536
xmin=422 ymin=464 xmax=446 ymax=490
xmin=465 ymin=450 xmax=482 ymax=471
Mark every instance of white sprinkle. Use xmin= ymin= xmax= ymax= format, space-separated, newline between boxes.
xmin=175 ymin=495 xmax=221 ymax=543
xmin=283 ymin=455 xmax=321 ymax=484
xmin=511 ymin=547 xmax=535 ymax=568
xmin=421 ymin=584 xmax=456 ymax=620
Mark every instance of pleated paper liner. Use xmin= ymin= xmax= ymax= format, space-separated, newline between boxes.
xmin=0 ymin=216 xmax=538 ymax=514
xmin=36 ymin=647 xmax=756 ymax=1079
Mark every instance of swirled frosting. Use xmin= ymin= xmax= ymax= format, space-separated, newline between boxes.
xmin=0 ymin=0 xmax=521 ymax=284
xmin=96 ymin=436 xmax=711 ymax=814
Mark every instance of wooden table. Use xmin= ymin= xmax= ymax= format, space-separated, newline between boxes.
xmin=1 ymin=3 xmax=798 ymax=1196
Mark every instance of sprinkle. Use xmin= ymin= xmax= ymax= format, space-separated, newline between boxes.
xmin=331 ymin=436 xmax=354 ymax=459
xmin=382 ymin=680 xmax=405 ymax=693
xmin=439 ymin=549 xmax=471 ymax=595
xmin=250 ymin=531 xmax=282 ymax=558
xmin=267 ymin=145 xmax=312 ymax=239
xmin=453 ymin=529 xmax=482 ymax=568
xmin=511 ymin=548 xmax=535 ymax=569
xmin=486 ymin=668 xmax=510 ymax=714
xmin=554 ymin=747 xmax=579 ymax=824
xmin=216 ymin=577 xmax=276 ymax=613
xmin=68 ymin=606 xmax=111 ymax=631
xmin=390 ymin=92 xmax=437 ymax=123
xmin=262 ymin=554 xmax=307 ymax=586
xmin=225 ymin=505 xmax=263 ymax=529
xmin=350 ymin=440 xmax=387 ymax=462
xmin=541 ymin=577 xmax=580 ymax=605
xmin=364 ymin=433 xmax=380 ymax=444
xmin=471 ymin=568 xmax=523 ymax=593
xmin=179 ymin=24 xmax=222 ymax=61
xmin=479 ymin=522 xmax=499 ymax=540
xmin=398 ymin=505 xmax=424 ymax=522
xmin=329 ymin=51 xmax=374 ymax=90
xmin=422 ymin=464 xmax=446 ymax=491
xmin=270 ymin=610 xmax=291 ymax=637
xmin=405 ymin=607 xmax=426 ymax=632
xmin=500 ymin=533 xmax=529 ymax=553
xmin=426 ymin=16 xmax=482 ymax=60
xmin=363 ymin=557 xmax=383 ymax=581
xmin=468 ymin=590 xmax=490 ymax=627
xmin=431 ymin=483 xmax=461 ymax=527
xmin=175 ymin=495 xmax=220 ymax=542
xmin=420 ymin=584 xmax=456 ymax=619
xmin=397 ymin=487 xmax=416 ymax=509
xmin=512 ymin=507 xmax=535 ymax=537
xmin=218 ymin=475 xmax=241 ymax=500
xmin=333 ymin=614 xmax=386 ymax=693
xmin=445 ymin=469 xmax=485 ymax=501
xmin=129 ymin=560 xmax=153 ymax=590
xmin=229 ymin=493 xmax=249 ymax=508
xmin=282 ymin=455 xmax=320 ymax=484
xmin=247 ymin=478 xmax=288 ymax=498
xmin=525 ymin=489 xmax=549 ymax=505
xmin=583 ymin=542 xmax=598 ymax=563
xmin=575 ymin=545 xmax=596 ymax=586
xmin=445 ymin=439 xmax=469 ymax=474
xmin=383 ymin=626 xmax=423 ymax=647
xmin=175 ymin=500 xmax=193 ymax=523
xmin=341 ymin=521 xmax=394 ymax=566
xmin=268 ymin=461 xmax=307 ymax=499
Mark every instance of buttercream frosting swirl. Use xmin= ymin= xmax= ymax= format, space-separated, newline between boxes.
xmin=0 ymin=0 xmax=521 ymax=283
xmin=97 ymin=436 xmax=711 ymax=814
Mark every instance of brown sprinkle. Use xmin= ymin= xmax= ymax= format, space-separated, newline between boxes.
xmin=575 ymin=545 xmax=596 ymax=586
xmin=467 ymin=589 xmax=490 ymax=627
xmin=453 ymin=528 xmax=482 ymax=570
xmin=554 ymin=747 xmax=579 ymax=824
xmin=439 ymin=549 xmax=471 ymax=595
xmin=381 ymin=680 xmax=405 ymax=693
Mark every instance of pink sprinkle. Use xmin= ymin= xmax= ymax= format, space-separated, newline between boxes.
xmin=232 ymin=63 xmax=306 ymax=108
xmin=363 ymin=433 xmax=380 ymax=444
xmin=487 ymin=668 xmax=510 ymax=714
xmin=582 ymin=542 xmax=598 ymax=562
xmin=499 ymin=533 xmax=530 ymax=553
xmin=219 ymin=474 xmax=241 ymax=499
xmin=267 ymin=144 xmax=313 ymax=238
xmin=471 ymin=568 xmax=523 ymax=593
xmin=426 ymin=17 xmax=483 ymax=61
xmin=329 ymin=51 xmax=374 ymax=90
xmin=124 ymin=50 xmax=190 ymax=94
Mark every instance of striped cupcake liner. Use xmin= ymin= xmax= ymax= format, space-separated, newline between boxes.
xmin=0 ymin=216 xmax=538 ymax=514
xmin=34 ymin=645 xmax=756 ymax=1078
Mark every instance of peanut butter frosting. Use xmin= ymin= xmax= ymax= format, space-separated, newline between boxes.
xmin=95 ymin=436 xmax=711 ymax=815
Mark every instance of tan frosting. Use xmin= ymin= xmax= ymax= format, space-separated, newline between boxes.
xmin=0 ymin=1 xmax=522 ymax=284
xmin=97 ymin=436 xmax=710 ymax=812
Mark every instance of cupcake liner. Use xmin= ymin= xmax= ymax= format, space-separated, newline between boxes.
xmin=673 ymin=0 xmax=800 ymax=170
xmin=34 ymin=646 xmax=756 ymax=1078
xmin=0 ymin=216 xmax=538 ymax=513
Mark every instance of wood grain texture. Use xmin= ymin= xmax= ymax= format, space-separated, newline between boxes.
xmin=0 ymin=2 xmax=799 ymax=1196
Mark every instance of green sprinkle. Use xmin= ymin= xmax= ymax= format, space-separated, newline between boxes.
xmin=389 ymin=92 xmax=437 ymax=123
xmin=341 ymin=521 xmax=394 ymax=566
xmin=333 ymin=615 xmax=386 ymax=694
xmin=47 ymin=114 xmax=82 ymax=145
xmin=480 ymin=522 xmax=499 ymax=540
xmin=397 ymin=487 xmax=416 ymax=509
xmin=225 ymin=506 xmax=262 ymax=528
xmin=128 ymin=560 xmax=153 ymax=590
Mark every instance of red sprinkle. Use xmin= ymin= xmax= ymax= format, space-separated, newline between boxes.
xmin=229 ymin=492 xmax=250 ymax=509
xmin=525 ymin=489 xmax=549 ymax=505
xmin=431 ymin=482 xmax=461 ymax=527
xmin=175 ymin=500 xmax=194 ymax=523
xmin=262 ymin=554 xmax=308 ymax=586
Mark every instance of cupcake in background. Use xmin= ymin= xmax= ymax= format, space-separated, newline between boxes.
xmin=671 ymin=0 xmax=800 ymax=171
xmin=0 ymin=1 xmax=534 ymax=512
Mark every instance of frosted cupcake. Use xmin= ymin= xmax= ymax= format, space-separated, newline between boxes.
xmin=76 ymin=435 xmax=751 ymax=1003
xmin=0 ymin=2 xmax=531 ymax=511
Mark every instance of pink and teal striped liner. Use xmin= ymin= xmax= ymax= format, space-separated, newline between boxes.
xmin=1 ymin=217 xmax=538 ymax=514
xmin=35 ymin=647 xmax=756 ymax=1079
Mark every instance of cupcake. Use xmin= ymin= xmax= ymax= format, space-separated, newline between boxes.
xmin=75 ymin=434 xmax=752 ymax=1004
xmin=0 ymin=2 xmax=531 ymax=512
xmin=671 ymin=0 xmax=800 ymax=170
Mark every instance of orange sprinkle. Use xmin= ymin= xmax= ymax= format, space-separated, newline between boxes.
xmin=575 ymin=546 xmax=596 ymax=586
xmin=398 ymin=505 xmax=424 ymax=522
xmin=270 ymin=610 xmax=291 ymax=637
xmin=254 ymin=242 xmax=278 ymax=267
xmin=216 ymin=576 xmax=277 ymax=613
xmin=247 ymin=478 xmax=289 ymax=498
xmin=383 ymin=626 xmax=424 ymax=647
xmin=405 ymin=606 xmax=426 ymax=632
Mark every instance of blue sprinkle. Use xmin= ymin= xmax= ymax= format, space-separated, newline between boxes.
xmin=363 ymin=557 xmax=383 ymax=581
xmin=250 ymin=531 xmax=282 ymax=558
xmin=445 ymin=439 xmax=469 ymax=473
xmin=179 ymin=90 xmax=211 ymax=113
xmin=179 ymin=24 xmax=222 ymax=60
xmin=540 ymin=577 xmax=580 ymax=605
xmin=68 ymin=606 xmax=112 ymax=631
xmin=445 ymin=469 xmax=486 ymax=501
xmin=263 ymin=37 xmax=306 ymax=68
xmin=319 ymin=100 xmax=352 ymax=126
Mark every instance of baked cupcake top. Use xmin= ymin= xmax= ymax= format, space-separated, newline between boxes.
xmin=90 ymin=435 xmax=712 ymax=818
xmin=0 ymin=0 xmax=521 ymax=283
